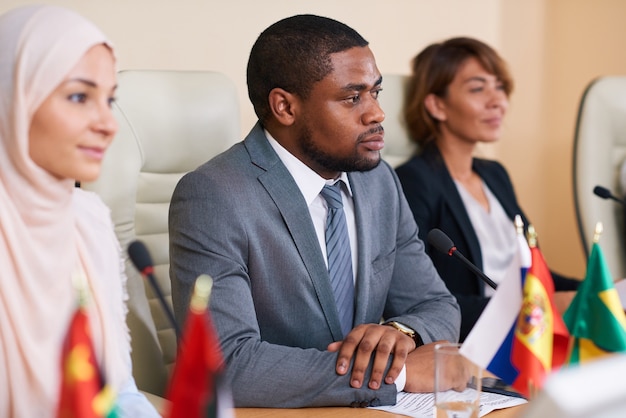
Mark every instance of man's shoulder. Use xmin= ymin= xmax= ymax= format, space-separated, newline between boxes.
xmin=190 ymin=124 xmax=274 ymax=179
xmin=203 ymin=140 xmax=247 ymax=166
xmin=183 ymin=141 xmax=249 ymax=180
xmin=172 ymin=139 xmax=264 ymax=204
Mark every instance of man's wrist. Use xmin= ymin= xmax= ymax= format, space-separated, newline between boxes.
xmin=384 ymin=321 xmax=423 ymax=347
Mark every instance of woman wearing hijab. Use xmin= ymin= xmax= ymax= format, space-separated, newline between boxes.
xmin=395 ymin=37 xmax=580 ymax=341
xmin=0 ymin=5 xmax=159 ymax=417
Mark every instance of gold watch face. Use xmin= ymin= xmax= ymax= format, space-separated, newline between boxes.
xmin=389 ymin=321 xmax=415 ymax=337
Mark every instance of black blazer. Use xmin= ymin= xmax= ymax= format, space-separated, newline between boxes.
xmin=395 ymin=145 xmax=579 ymax=341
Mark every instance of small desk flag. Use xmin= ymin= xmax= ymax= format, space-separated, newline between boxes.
xmin=563 ymin=223 xmax=626 ymax=364
xmin=509 ymin=229 xmax=570 ymax=397
xmin=57 ymin=271 xmax=117 ymax=418
xmin=165 ymin=275 xmax=232 ymax=418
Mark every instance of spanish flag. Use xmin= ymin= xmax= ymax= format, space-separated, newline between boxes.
xmin=510 ymin=236 xmax=570 ymax=397
xmin=57 ymin=305 xmax=117 ymax=418
xmin=563 ymin=232 xmax=626 ymax=364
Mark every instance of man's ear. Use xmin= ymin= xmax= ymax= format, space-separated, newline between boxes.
xmin=268 ymin=88 xmax=298 ymax=126
xmin=424 ymin=93 xmax=446 ymax=121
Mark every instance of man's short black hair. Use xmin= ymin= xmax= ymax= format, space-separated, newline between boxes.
xmin=246 ymin=14 xmax=369 ymax=123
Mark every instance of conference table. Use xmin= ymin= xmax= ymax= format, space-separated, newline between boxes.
xmin=233 ymin=371 xmax=526 ymax=417
xmin=235 ymin=404 xmax=525 ymax=417
xmin=147 ymin=390 xmax=525 ymax=417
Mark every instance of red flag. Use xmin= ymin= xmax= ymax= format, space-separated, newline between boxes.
xmin=57 ymin=306 xmax=117 ymax=418
xmin=510 ymin=243 xmax=570 ymax=397
xmin=166 ymin=275 xmax=226 ymax=418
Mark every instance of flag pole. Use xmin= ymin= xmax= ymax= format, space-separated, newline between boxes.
xmin=527 ymin=379 xmax=539 ymax=400
xmin=71 ymin=266 xmax=89 ymax=308
xmin=190 ymin=274 xmax=213 ymax=314
xmin=593 ymin=222 xmax=603 ymax=243
xmin=522 ymin=222 xmax=540 ymax=400
xmin=514 ymin=214 xmax=524 ymax=235
xmin=527 ymin=225 xmax=537 ymax=249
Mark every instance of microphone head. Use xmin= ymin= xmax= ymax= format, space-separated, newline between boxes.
xmin=128 ymin=240 xmax=154 ymax=272
xmin=427 ymin=228 xmax=455 ymax=255
xmin=593 ymin=185 xmax=612 ymax=199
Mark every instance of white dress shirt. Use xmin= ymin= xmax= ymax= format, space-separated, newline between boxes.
xmin=266 ymin=131 xmax=358 ymax=281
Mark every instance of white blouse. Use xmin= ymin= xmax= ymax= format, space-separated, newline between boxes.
xmin=454 ymin=179 xmax=517 ymax=297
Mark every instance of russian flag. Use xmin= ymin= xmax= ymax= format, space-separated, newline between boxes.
xmin=460 ymin=216 xmax=531 ymax=386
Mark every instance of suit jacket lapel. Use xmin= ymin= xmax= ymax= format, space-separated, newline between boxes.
xmin=245 ymin=124 xmax=345 ymax=340
xmin=428 ymin=148 xmax=484 ymax=270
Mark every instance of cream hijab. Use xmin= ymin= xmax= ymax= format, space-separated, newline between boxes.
xmin=0 ymin=5 xmax=130 ymax=416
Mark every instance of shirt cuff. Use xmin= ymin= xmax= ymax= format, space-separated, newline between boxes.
xmin=395 ymin=365 xmax=407 ymax=392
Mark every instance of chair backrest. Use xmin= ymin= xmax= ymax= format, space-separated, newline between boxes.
xmin=573 ymin=76 xmax=626 ymax=279
xmin=82 ymin=70 xmax=240 ymax=396
xmin=379 ymin=74 xmax=417 ymax=167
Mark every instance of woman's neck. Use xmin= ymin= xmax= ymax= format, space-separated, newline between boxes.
xmin=437 ymin=135 xmax=490 ymax=211
xmin=436 ymin=136 xmax=476 ymax=182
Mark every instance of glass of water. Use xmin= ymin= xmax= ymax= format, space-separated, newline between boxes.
xmin=434 ymin=342 xmax=482 ymax=418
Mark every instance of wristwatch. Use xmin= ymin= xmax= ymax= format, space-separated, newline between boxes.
xmin=385 ymin=321 xmax=424 ymax=346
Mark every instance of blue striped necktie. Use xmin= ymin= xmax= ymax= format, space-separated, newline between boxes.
xmin=320 ymin=182 xmax=355 ymax=338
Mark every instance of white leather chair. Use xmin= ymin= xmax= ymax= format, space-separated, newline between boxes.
xmin=379 ymin=74 xmax=417 ymax=167
xmin=573 ymin=76 xmax=626 ymax=279
xmin=82 ymin=70 xmax=240 ymax=397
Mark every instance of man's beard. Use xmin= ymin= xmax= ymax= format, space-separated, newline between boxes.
xmin=299 ymin=124 xmax=382 ymax=173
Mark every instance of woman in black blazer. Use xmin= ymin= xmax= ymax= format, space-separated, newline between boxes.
xmin=395 ymin=37 xmax=580 ymax=341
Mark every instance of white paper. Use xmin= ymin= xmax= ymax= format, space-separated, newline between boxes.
xmin=369 ymin=389 xmax=527 ymax=418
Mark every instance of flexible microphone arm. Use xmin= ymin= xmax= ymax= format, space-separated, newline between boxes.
xmin=128 ymin=240 xmax=182 ymax=339
xmin=427 ymin=228 xmax=498 ymax=290
xmin=593 ymin=185 xmax=626 ymax=206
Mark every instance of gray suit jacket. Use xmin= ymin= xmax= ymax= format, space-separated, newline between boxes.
xmin=169 ymin=123 xmax=460 ymax=408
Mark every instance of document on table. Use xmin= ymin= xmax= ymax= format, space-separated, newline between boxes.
xmin=369 ymin=389 xmax=527 ymax=418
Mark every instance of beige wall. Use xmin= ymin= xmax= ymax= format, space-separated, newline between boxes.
xmin=499 ymin=0 xmax=626 ymax=278
xmin=0 ymin=0 xmax=505 ymax=130
xmin=4 ymin=0 xmax=626 ymax=278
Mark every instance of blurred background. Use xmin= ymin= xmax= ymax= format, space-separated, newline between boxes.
xmin=4 ymin=0 xmax=626 ymax=279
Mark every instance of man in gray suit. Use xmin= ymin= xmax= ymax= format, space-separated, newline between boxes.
xmin=169 ymin=14 xmax=461 ymax=408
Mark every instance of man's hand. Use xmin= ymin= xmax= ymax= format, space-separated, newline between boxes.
xmin=403 ymin=341 xmax=469 ymax=393
xmin=327 ymin=323 xmax=416 ymax=390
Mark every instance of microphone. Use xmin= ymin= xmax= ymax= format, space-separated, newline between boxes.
xmin=427 ymin=228 xmax=498 ymax=290
xmin=128 ymin=240 xmax=181 ymax=339
xmin=593 ymin=185 xmax=626 ymax=206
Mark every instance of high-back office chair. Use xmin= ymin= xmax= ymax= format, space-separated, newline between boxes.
xmin=82 ymin=70 xmax=240 ymax=397
xmin=573 ymin=76 xmax=626 ymax=279
xmin=379 ymin=74 xmax=417 ymax=167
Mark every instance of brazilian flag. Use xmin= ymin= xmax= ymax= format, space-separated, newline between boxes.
xmin=563 ymin=242 xmax=626 ymax=363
